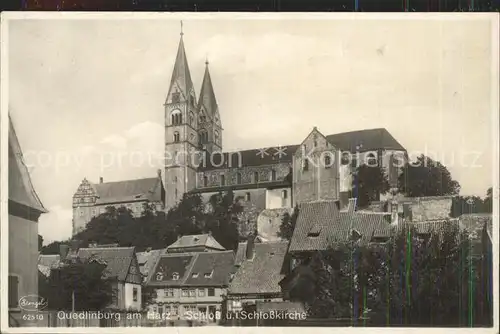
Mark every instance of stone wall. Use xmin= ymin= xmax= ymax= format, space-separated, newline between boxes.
xmin=257 ymin=208 xmax=294 ymax=241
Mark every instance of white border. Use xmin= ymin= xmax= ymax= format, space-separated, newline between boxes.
xmin=0 ymin=11 xmax=498 ymax=334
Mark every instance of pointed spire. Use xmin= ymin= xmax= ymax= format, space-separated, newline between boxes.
xmin=166 ymin=23 xmax=194 ymax=102
xmin=198 ymin=60 xmax=218 ymax=119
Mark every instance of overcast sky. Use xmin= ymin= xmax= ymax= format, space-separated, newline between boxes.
xmin=7 ymin=15 xmax=496 ymax=243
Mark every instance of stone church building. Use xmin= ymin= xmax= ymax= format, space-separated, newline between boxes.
xmin=72 ymin=29 xmax=407 ymax=239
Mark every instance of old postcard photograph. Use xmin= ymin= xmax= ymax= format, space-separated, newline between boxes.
xmin=1 ymin=12 xmax=498 ymax=331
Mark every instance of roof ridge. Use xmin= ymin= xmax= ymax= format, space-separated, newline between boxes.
xmin=92 ymin=177 xmax=158 ymax=186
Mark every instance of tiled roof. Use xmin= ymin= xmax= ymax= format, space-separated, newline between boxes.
xmin=146 ymin=251 xmax=235 ymax=287
xmin=38 ymin=254 xmax=61 ymax=268
xmin=166 ymin=234 xmax=225 ymax=252
xmin=92 ymin=177 xmax=162 ymax=205
xmin=8 ymin=115 xmax=47 ymax=213
xmin=228 ymin=241 xmax=288 ymax=295
xmin=289 ymin=200 xmax=392 ymax=253
xmin=199 ymin=128 xmax=405 ymax=171
xmin=325 ymin=128 xmax=405 ymax=153
xmin=77 ymin=247 xmax=135 ymax=281
xmin=136 ymin=249 xmax=166 ymax=276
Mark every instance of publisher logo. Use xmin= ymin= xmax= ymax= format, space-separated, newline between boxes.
xmin=19 ymin=295 xmax=48 ymax=312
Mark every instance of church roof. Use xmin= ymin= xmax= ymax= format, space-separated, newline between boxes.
xmin=198 ymin=128 xmax=405 ymax=171
xmin=166 ymin=35 xmax=194 ymax=102
xmin=8 ymin=115 xmax=47 ymax=213
xmin=326 ymin=128 xmax=405 ymax=152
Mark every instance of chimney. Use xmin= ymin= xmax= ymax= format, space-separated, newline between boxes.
xmin=59 ymin=244 xmax=70 ymax=261
xmin=99 ymin=177 xmax=103 ymax=184
xmin=348 ymin=198 xmax=357 ymax=213
xmin=245 ymin=234 xmax=255 ymax=260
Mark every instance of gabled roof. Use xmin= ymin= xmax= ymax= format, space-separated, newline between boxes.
xmin=326 ymin=128 xmax=405 ymax=153
xmin=198 ymin=128 xmax=405 ymax=171
xmin=146 ymin=251 xmax=235 ymax=287
xmin=136 ymin=249 xmax=166 ymax=277
xmin=86 ymin=177 xmax=163 ymax=205
xmin=166 ymin=234 xmax=225 ymax=252
xmin=38 ymin=254 xmax=61 ymax=268
xmin=166 ymin=35 xmax=194 ymax=102
xmin=76 ymin=247 xmax=135 ymax=281
xmin=8 ymin=115 xmax=47 ymax=213
xmin=228 ymin=241 xmax=288 ymax=295
xmin=288 ymin=200 xmax=392 ymax=253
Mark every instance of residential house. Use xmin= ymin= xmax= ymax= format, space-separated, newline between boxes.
xmin=76 ymin=245 xmax=143 ymax=311
xmin=226 ymin=239 xmax=289 ymax=313
xmin=167 ymin=234 xmax=226 ymax=253
xmin=145 ymin=250 xmax=235 ymax=323
xmin=137 ymin=248 xmax=166 ymax=281
xmin=8 ymin=115 xmax=48 ymax=326
xmin=72 ymin=171 xmax=165 ymax=236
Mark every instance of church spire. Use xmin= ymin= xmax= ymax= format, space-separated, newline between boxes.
xmin=197 ymin=59 xmax=219 ymax=121
xmin=166 ymin=21 xmax=194 ymax=102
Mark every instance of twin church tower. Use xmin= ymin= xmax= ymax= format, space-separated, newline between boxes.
xmin=164 ymin=26 xmax=223 ymax=209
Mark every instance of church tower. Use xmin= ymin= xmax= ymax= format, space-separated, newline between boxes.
xmin=164 ymin=24 xmax=199 ymax=210
xmin=197 ymin=59 xmax=223 ymax=154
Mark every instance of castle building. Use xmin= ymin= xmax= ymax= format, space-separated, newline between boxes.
xmin=72 ymin=26 xmax=406 ymax=238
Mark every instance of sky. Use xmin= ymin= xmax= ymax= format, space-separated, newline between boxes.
xmin=7 ymin=15 xmax=496 ymax=243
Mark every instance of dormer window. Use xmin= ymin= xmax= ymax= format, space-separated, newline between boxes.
xmin=192 ymin=273 xmax=199 ymax=278
xmin=172 ymin=272 xmax=180 ymax=280
xmin=308 ymin=224 xmax=321 ymax=237
xmin=204 ymin=270 xmax=213 ymax=278
xmin=351 ymin=229 xmax=362 ymax=242
xmin=172 ymin=92 xmax=180 ymax=104
xmin=156 ymin=272 xmax=164 ymax=281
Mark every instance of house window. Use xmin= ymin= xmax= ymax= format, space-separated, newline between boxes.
xmin=172 ymin=92 xmax=180 ymax=103
xmin=171 ymin=110 xmax=182 ymax=125
xmin=324 ymin=154 xmax=332 ymax=168
xmin=133 ymin=287 xmax=138 ymax=302
xmin=303 ymin=159 xmax=309 ymax=171
xmin=236 ymin=173 xmax=242 ymax=184
xmin=208 ymin=288 xmax=215 ymax=297
xmin=282 ymin=190 xmax=288 ymax=199
xmin=245 ymin=192 xmax=251 ymax=201
xmin=166 ymin=288 xmax=174 ymax=297
xmin=91 ymin=208 xmax=96 ymax=216
xmin=220 ymin=174 xmax=225 ymax=186
xmin=198 ymin=288 xmax=205 ymax=297
xmin=174 ymin=176 xmax=178 ymax=183
xmin=181 ymin=289 xmax=189 ymax=297
xmin=8 ymin=275 xmax=19 ymax=309
xmin=80 ymin=210 xmax=84 ymax=217
xmin=314 ymin=140 xmax=317 ymax=148
xmin=158 ymin=305 xmax=164 ymax=315
xmin=203 ymin=176 xmax=208 ymax=187
xmin=271 ymin=169 xmax=276 ymax=181
xmin=254 ymin=172 xmax=259 ymax=183
xmin=351 ymin=158 xmax=358 ymax=169
xmin=189 ymin=289 xmax=196 ymax=297
xmin=366 ymin=152 xmax=378 ymax=166
xmin=172 ymin=305 xmax=178 ymax=315
xmin=173 ymin=131 xmax=180 ymax=142
xmin=172 ymin=272 xmax=180 ymax=280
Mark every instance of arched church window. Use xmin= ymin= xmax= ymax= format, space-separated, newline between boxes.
xmin=199 ymin=129 xmax=208 ymax=144
xmin=214 ymin=130 xmax=219 ymax=144
xmin=271 ymin=169 xmax=277 ymax=181
xmin=189 ymin=112 xmax=195 ymax=126
xmin=173 ymin=132 xmax=180 ymax=143
xmin=171 ymin=110 xmax=182 ymax=125
xmin=200 ymin=111 xmax=206 ymax=123
xmin=254 ymin=172 xmax=259 ymax=183
xmin=220 ymin=174 xmax=226 ymax=186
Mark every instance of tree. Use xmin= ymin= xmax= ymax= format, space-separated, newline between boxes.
xmin=398 ymin=155 xmax=461 ymax=197
xmin=278 ymin=205 xmax=299 ymax=241
xmin=38 ymin=235 xmax=44 ymax=252
xmin=482 ymin=187 xmax=493 ymax=213
xmin=41 ymin=239 xmax=71 ymax=255
xmin=46 ymin=257 xmax=115 ymax=311
xmin=353 ymin=164 xmax=390 ymax=208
